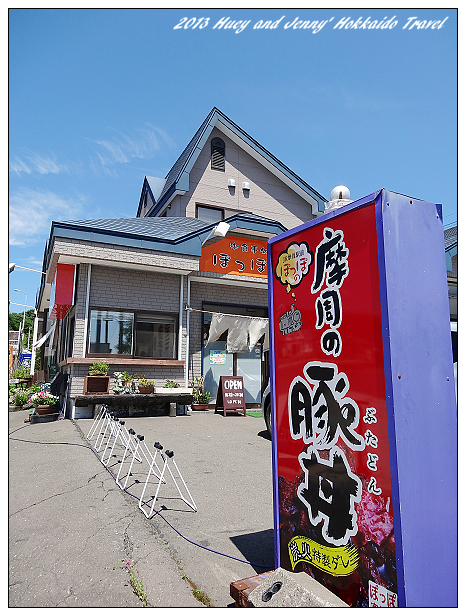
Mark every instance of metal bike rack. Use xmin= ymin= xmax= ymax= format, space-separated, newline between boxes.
xmin=86 ymin=404 xmax=108 ymax=441
xmin=138 ymin=443 xmax=197 ymax=518
xmin=85 ymin=413 xmax=197 ymax=517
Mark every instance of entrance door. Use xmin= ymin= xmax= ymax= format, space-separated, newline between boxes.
xmin=237 ymin=344 xmax=262 ymax=403
xmin=201 ymin=302 xmax=267 ymax=405
xmin=202 ymin=340 xmax=233 ymax=402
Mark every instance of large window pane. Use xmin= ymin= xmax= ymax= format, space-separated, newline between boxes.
xmin=197 ymin=205 xmax=223 ymax=224
xmin=135 ymin=313 xmax=176 ymax=358
xmin=89 ymin=310 xmax=134 ymax=354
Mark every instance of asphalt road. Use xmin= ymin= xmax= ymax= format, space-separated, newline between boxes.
xmin=9 ymin=408 xmax=275 ymax=607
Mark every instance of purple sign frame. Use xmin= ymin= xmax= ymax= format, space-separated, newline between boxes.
xmin=267 ymin=189 xmax=457 ymax=607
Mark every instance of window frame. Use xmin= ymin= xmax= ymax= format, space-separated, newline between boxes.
xmin=86 ymin=307 xmax=179 ymax=360
xmin=196 ymin=203 xmax=225 ymax=222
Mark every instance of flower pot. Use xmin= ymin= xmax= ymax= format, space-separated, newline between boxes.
xmin=138 ymin=385 xmax=154 ymax=394
xmin=35 ymin=404 xmax=52 ymax=415
xmin=192 ymin=403 xmax=209 ymax=411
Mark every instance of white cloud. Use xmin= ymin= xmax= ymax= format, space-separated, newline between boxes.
xmin=9 ymin=157 xmax=32 ymax=176
xmin=87 ymin=124 xmax=174 ymax=172
xmin=9 ymin=188 xmax=86 ymax=246
xmin=9 ymin=150 xmax=69 ymax=177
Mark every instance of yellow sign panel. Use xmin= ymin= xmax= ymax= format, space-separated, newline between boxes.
xmin=288 ymin=536 xmax=359 ymax=577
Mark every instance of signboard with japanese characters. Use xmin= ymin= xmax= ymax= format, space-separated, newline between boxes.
xmin=267 ymin=190 xmax=457 ymax=607
xmin=200 ymin=236 xmax=267 ymax=278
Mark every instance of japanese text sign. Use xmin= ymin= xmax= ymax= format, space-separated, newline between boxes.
xmin=267 ymin=191 xmax=457 ymax=607
xmin=200 ymin=235 xmax=267 ymax=278
xmin=269 ymin=202 xmax=396 ymax=607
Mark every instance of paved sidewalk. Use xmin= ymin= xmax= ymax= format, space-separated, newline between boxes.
xmin=9 ymin=408 xmax=275 ymax=607
xmin=9 ymin=410 xmax=202 ymax=607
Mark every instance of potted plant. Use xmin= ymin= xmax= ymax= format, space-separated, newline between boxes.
xmin=10 ymin=388 xmax=29 ymax=411
xmin=88 ymin=361 xmax=109 ymax=376
xmin=138 ymin=376 xmax=154 ymax=394
xmin=84 ymin=362 xmax=110 ymax=394
xmin=163 ymin=379 xmax=179 ymax=389
xmin=191 ymin=376 xmax=211 ymax=411
xmin=121 ymin=371 xmax=134 ymax=387
xmin=29 ymin=391 xmax=59 ymax=415
xmin=12 ymin=364 xmax=33 ymax=387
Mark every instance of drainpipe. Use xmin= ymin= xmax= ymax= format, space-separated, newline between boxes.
xmin=82 ymin=264 xmax=91 ymax=357
xmin=29 ymin=310 xmax=39 ymax=377
xmin=184 ymin=275 xmax=191 ymax=388
xmin=178 ymin=275 xmax=184 ymax=361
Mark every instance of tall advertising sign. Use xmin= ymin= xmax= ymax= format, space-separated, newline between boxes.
xmin=267 ymin=190 xmax=456 ymax=607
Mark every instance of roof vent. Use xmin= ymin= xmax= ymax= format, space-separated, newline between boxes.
xmin=211 ymin=138 xmax=225 ymax=171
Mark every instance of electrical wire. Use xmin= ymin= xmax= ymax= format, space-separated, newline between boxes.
xmin=9 ymin=422 xmax=274 ymax=570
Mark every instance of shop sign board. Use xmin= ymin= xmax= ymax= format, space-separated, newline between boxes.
xmin=215 ymin=375 xmax=246 ymax=416
xmin=267 ymin=190 xmax=456 ymax=607
xmin=200 ymin=235 xmax=267 ymax=278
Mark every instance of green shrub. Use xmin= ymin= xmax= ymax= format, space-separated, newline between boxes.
xmin=88 ymin=362 xmax=109 ymax=376
xmin=12 ymin=365 xmax=31 ymax=379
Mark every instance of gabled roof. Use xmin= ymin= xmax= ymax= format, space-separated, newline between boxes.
xmin=136 ymin=176 xmax=166 ymax=218
xmin=141 ymin=107 xmax=327 ymax=217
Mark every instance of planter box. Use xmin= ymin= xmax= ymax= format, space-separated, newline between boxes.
xmin=155 ymin=387 xmax=192 ymax=394
xmin=83 ymin=375 xmax=110 ymax=395
xmin=192 ymin=403 xmax=210 ymax=411
xmin=138 ymin=385 xmax=154 ymax=394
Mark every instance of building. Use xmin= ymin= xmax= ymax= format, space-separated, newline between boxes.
xmin=33 ymin=108 xmax=456 ymax=418
xmin=445 ymin=224 xmax=457 ymax=323
xmin=34 ymin=108 xmax=327 ymax=417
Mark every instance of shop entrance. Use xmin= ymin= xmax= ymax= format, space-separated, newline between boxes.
xmin=201 ymin=302 xmax=267 ymax=405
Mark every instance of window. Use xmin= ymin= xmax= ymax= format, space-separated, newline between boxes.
xmin=134 ymin=313 xmax=177 ymax=358
xmin=211 ymin=137 xmax=225 ymax=171
xmin=88 ymin=309 xmax=177 ymax=358
xmin=197 ymin=205 xmax=224 ymax=224
xmin=89 ymin=310 xmax=134 ymax=355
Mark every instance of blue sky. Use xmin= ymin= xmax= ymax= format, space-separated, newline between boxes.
xmin=8 ymin=7 xmax=457 ymax=315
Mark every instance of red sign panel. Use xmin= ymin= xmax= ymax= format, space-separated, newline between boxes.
xmin=199 ymin=235 xmax=267 ymax=278
xmin=269 ymin=203 xmax=397 ymax=607
xmin=49 ymin=263 xmax=75 ymax=319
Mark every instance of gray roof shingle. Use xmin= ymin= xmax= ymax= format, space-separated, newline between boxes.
xmin=58 ymin=216 xmax=209 ymax=241
xmin=444 ymin=225 xmax=457 ymax=251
